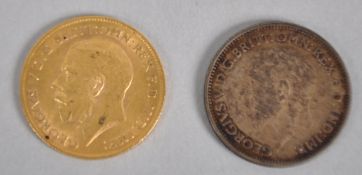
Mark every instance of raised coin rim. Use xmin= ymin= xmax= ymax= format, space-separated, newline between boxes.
xmin=204 ymin=22 xmax=351 ymax=166
xmin=20 ymin=15 xmax=166 ymax=159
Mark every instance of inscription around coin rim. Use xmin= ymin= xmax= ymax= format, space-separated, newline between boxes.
xmin=205 ymin=22 xmax=350 ymax=166
xmin=20 ymin=16 xmax=165 ymax=159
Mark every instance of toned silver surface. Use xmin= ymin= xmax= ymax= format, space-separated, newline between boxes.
xmin=205 ymin=23 xmax=350 ymax=166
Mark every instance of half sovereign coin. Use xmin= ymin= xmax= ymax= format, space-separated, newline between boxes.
xmin=20 ymin=16 xmax=165 ymax=158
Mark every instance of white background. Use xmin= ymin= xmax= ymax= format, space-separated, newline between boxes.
xmin=1 ymin=0 xmax=361 ymax=174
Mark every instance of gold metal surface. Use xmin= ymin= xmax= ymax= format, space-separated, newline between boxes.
xmin=20 ymin=16 xmax=165 ymax=159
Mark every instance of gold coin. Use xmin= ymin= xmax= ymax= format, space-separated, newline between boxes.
xmin=205 ymin=23 xmax=350 ymax=166
xmin=20 ymin=16 xmax=165 ymax=158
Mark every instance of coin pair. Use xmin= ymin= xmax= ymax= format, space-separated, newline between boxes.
xmin=20 ymin=16 xmax=350 ymax=166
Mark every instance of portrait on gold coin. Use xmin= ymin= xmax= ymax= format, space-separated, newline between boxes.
xmin=50 ymin=38 xmax=134 ymax=147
